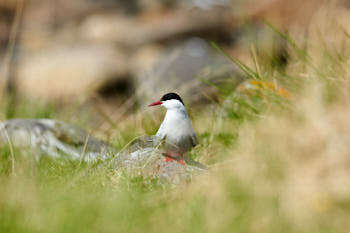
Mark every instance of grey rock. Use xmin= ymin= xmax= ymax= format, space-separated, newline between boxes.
xmin=136 ymin=37 xmax=241 ymax=105
xmin=114 ymin=136 xmax=206 ymax=184
xmin=0 ymin=119 xmax=114 ymax=161
xmin=178 ymin=0 xmax=230 ymax=9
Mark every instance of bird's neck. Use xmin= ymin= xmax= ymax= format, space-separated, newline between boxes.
xmin=165 ymin=107 xmax=187 ymax=119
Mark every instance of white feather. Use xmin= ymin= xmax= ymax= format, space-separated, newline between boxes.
xmin=156 ymin=99 xmax=197 ymax=156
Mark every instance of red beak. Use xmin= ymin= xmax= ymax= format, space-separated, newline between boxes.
xmin=148 ymin=101 xmax=162 ymax=107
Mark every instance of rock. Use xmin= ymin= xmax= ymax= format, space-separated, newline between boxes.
xmin=129 ymin=44 xmax=165 ymax=77
xmin=177 ymin=0 xmax=231 ymax=9
xmin=135 ymin=37 xmax=241 ymax=106
xmin=114 ymin=136 xmax=206 ymax=184
xmin=0 ymin=119 xmax=114 ymax=160
xmin=0 ymin=119 xmax=206 ymax=184
xmin=80 ymin=8 xmax=233 ymax=48
xmin=16 ymin=43 xmax=129 ymax=102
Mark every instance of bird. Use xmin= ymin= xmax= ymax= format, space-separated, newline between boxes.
xmin=148 ymin=92 xmax=198 ymax=165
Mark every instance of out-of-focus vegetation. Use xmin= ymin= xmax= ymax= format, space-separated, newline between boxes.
xmin=1 ymin=0 xmax=350 ymax=232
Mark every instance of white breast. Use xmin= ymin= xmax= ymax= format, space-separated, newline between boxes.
xmin=156 ymin=108 xmax=195 ymax=154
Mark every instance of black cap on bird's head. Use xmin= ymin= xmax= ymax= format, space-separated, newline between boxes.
xmin=148 ymin=92 xmax=184 ymax=107
xmin=160 ymin=93 xmax=184 ymax=105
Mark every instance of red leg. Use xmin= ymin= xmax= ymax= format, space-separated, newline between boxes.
xmin=165 ymin=155 xmax=173 ymax=162
xmin=178 ymin=154 xmax=186 ymax=165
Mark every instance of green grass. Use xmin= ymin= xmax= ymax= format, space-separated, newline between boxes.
xmin=1 ymin=20 xmax=350 ymax=233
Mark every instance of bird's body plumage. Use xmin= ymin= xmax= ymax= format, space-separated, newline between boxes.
xmin=149 ymin=93 xmax=197 ymax=162
xmin=156 ymin=104 xmax=197 ymax=156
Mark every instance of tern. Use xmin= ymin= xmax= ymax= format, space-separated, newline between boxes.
xmin=149 ymin=93 xmax=198 ymax=165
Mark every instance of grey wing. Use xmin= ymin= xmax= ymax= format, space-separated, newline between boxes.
xmin=190 ymin=133 xmax=198 ymax=147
